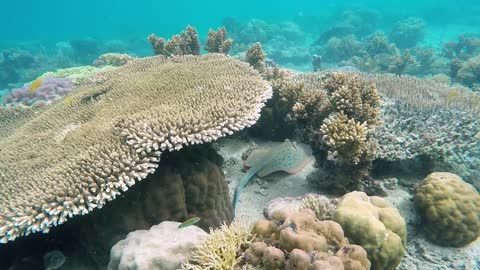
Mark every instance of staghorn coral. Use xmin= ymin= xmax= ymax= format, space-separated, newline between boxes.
xmin=0 ymin=54 xmax=271 ymax=243
xmin=148 ymin=25 xmax=201 ymax=56
xmin=237 ymin=208 xmax=371 ymax=270
xmin=205 ymin=27 xmax=233 ymax=54
xmin=414 ymin=172 xmax=480 ymax=247
xmin=181 ymin=222 xmax=253 ymax=270
xmin=320 ymin=112 xmax=368 ymax=166
xmin=333 ymin=191 xmax=406 ymax=270
xmin=246 ymin=42 xmax=266 ymax=73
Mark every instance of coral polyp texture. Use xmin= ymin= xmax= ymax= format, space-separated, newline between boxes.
xmin=3 ymin=77 xmax=74 ymax=106
xmin=414 ymin=172 xmax=480 ymax=247
xmin=0 ymin=54 xmax=272 ymax=243
xmin=333 ymin=191 xmax=406 ymax=270
xmin=237 ymin=208 xmax=371 ymax=270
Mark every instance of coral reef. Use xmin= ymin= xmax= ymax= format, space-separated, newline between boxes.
xmin=3 ymin=77 xmax=74 ymax=106
xmin=414 ymin=172 xmax=480 ymax=247
xmin=389 ymin=17 xmax=426 ymax=49
xmin=333 ymin=191 xmax=406 ymax=270
xmin=148 ymin=25 xmax=201 ymax=56
xmin=246 ymin=42 xmax=267 ymax=73
xmin=108 ymin=221 xmax=208 ymax=270
xmin=35 ymin=65 xmax=117 ymax=85
xmin=181 ymin=222 xmax=252 ymax=270
xmin=0 ymin=54 xmax=271 ymax=243
xmin=301 ymin=194 xmax=337 ymax=221
xmin=93 ymin=53 xmax=135 ymax=67
xmin=205 ymin=27 xmax=233 ymax=54
xmin=237 ymin=208 xmax=371 ymax=270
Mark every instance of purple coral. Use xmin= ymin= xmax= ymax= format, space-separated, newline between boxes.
xmin=3 ymin=77 xmax=74 ymax=106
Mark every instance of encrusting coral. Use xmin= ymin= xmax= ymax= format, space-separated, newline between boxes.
xmin=205 ymin=27 xmax=233 ymax=54
xmin=148 ymin=25 xmax=201 ymax=56
xmin=0 ymin=54 xmax=272 ymax=243
xmin=333 ymin=191 xmax=406 ymax=270
xmin=414 ymin=172 xmax=480 ymax=247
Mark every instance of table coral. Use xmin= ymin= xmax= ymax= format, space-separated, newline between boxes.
xmin=0 ymin=54 xmax=271 ymax=243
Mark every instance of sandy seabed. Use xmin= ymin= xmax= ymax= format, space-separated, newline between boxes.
xmin=217 ymin=137 xmax=480 ymax=270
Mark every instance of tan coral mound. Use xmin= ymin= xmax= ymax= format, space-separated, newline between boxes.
xmin=0 ymin=54 xmax=272 ymax=243
xmin=415 ymin=172 xmax=480 ymax=247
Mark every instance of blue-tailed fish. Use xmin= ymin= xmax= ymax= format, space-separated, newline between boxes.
xmin=178 ymin=217 xmax=201 ymax=228
xmin=233 ymin=139 xmax=311 ymax=215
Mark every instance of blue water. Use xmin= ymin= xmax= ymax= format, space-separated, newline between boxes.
xmin=2 ymin=0 xmax=479 ymax=44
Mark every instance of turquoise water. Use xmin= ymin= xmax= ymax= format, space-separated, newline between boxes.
xmin=1 ymin=1 xmax=480 ymax=269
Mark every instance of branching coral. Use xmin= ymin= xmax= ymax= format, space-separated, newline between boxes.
xmin=320 ymin=112 xmax=368 ymax=165
xmin=301 ymin=194 xmax=337 ymax=221
xmin=181 ymin=222 xmax=253 ymax=270
xmin=246 ymin=42 xmax=266 ymax=73
xmin=148 ymin=25 xmax=200 ymax=56
xmin=322 ymin=72 xmax=381 ymax=125
xmin=205 ymin=27 xmax=233 ymax=54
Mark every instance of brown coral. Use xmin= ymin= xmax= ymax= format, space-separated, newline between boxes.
xmin=148 ymin=25 xmax=200 ymax=56
xmin=415 ymin=172 xmax=480 ymax=247
xmin=205 ymin=27 xmax=233 ymax=54
xmin=246 ymin=42 xmax=266 ymax=73
xmin=0 ymin=54 xmax=271 ymax=243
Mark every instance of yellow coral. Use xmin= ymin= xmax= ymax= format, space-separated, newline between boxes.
xmin=181 ymin=222 xmax=253 ymax=270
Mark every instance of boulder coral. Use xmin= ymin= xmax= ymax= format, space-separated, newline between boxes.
xmin=0 ymin=54 xmax=271 ymax=243
xmin=414 ymin=172 xmax=480 ymax=247
xmin=333 ymin=191 xmax=406 ymax=270
xmin=238 ymin=208 xmax=371 ymax=270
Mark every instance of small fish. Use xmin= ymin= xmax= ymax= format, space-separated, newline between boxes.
xmin=29 ymin=77 xmax=43 ymax=93
xmin=178 ymin=217 xmax=201 ymax=228
xmin=64 ymin=96 xmax=74 ymax=105
xmin=44 ymin=250 xmax=66 ymax=270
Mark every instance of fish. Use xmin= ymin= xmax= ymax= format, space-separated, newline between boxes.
xmin=29 ymin=77 xmax=43 ymax=93
xmin=44 ymin=250 xmax=66 ymax=270
xmin=232 ymin=139 xmax=311 ymax=215
xmin=178 ymin=217 xmax=201 ymax=228
xmin=64 ymin=96 xmax=74 ymax=105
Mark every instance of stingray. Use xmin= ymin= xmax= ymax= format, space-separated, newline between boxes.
xmin=232 ymin=139 xmax=311 ymax=214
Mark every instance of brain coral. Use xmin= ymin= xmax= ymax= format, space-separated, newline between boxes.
xmin=0 ymin=54 xmax=272 ymax=243
xmin=415 ymin=172 xmax=480 ymax=247
xmin=333 ymin=191 xmax=406 ymax=270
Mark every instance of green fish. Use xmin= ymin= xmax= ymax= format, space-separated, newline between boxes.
xmin=178 ymin=217 xmax=201 ymax=229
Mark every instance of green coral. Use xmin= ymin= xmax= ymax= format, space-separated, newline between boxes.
xmin=414 ymin=172 xmax=480 ymax=247
xmin=333 ymin=191 xmax=406 ymax=270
